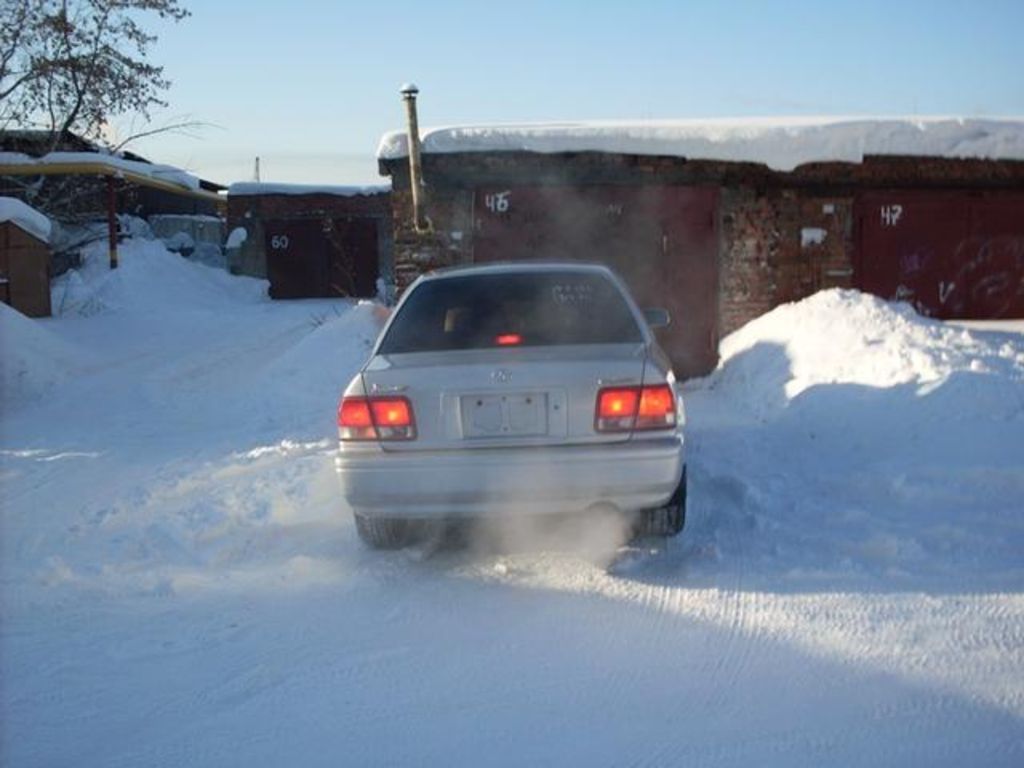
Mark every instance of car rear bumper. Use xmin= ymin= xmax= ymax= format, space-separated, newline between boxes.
xmin=336 ymin=436 xmax=685 ymax=519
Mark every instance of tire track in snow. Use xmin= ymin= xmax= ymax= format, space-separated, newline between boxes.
xmin=477 ymin=462 xmax=776 ymax=765
xmin=537 ymin=464 xmax=779 ymax=768
xmin=689 ymin=470 xmax=762 ymax=716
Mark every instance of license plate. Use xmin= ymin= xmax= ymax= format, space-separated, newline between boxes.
xmin=460 ymin=393 xmax=549 ymax=438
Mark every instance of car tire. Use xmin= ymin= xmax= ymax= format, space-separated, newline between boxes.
xmin=636 ymin=466 xmax=687 ymax=537
xmin=353 ymin=513 xmax=416 ymax=549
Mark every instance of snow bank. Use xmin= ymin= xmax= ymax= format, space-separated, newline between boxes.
xmin=252 ymin=301 xmax=386 ymax=426
xmin=228 ymin=182 xmax=390 ymax=197
xmin=703 ymin=289 xmax=1024 ymax=421
xmin=689 ymin=288 xmax=1024 ymax=604
xmin=0 ymin=302 xmax=83 ymax=404
xmin=3 ymin=236 xmax=384 ymax=594
xmin=377 ymin=117 xmax=1024 ymax=170
xmin=0 ymin=197 xmax=51 ymax=243
xmin=51 ymin=237 xmax=267 ymax=316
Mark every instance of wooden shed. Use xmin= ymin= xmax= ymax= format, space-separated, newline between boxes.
xmin=0 ymin=199 xmax=52 ymax=317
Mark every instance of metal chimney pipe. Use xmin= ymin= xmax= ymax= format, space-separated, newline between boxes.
xmin=400 ymin=83 xmax=429 ymax=232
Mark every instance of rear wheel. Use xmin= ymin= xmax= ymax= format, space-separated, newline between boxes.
xmin=636 ymin=466 xmax=687 ymax=537
xmin=353 ymin=513 xmax=417 ymax=549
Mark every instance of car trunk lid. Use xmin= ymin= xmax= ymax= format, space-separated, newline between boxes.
xmin=361 ymin=344 xmax=647 ymax=452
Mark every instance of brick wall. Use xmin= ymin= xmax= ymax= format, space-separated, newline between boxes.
xmin=382 ymin=151 xmax=1024 ymax=370
xmin=387 ymin=164 xmax=472 ymax=292
xmin=718 ymin=189 xmax=855 ymax=335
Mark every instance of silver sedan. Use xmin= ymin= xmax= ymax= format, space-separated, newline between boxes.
xmin=336 ymin=262 xmax=686 ymax=548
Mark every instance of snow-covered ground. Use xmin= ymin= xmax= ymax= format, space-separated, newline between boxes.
xmin=2 ymin=240 xmax=1023 ymax=766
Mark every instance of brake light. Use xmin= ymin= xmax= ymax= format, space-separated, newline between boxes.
xmin=595 ymin=385 xmax=676 ymax=432
xmin=338 ymin=396 xmax=416 ymax=441
xmin=371 ymin=398 xmax=412 ymax=427
xmin=636 ymin=384 xmax=676 ymax=429
xmin=495 ymin=333 xmax=522 ymax=346
xmin=339 ymin=398 xmax=374 ymax=439
xmin=596 ymin=388 xmax=640 ymax=432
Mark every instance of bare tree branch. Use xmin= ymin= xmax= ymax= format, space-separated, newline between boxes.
xmin=0 ymin=0 xmax=190 ymax=146
xmin=110 ymin=118 xmax=209 ymax=151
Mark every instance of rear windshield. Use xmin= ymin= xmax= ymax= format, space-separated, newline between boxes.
xmin=379 ymin=271 xmax=643 ymax=353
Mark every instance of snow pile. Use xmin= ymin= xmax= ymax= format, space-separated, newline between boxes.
xmin=2 ymin=236 xmax=385 ymax=603
xmin=0 ymin=196 xmax=52 ymax=242
xmin=119 ymin=215 xmax=155 ymax=240
xmin=42 ymin=236 xmax=380 ymax=434
xmin=691 ymin=288 xmax=1024 ymax=592
xmin=51 ymin=236 xmax=267 ymax=316
xmin=252 ymin=301 xmax=387 ymax=426
xmin=0 ymin=302 xmax=83 ymax=404
xmin=377 ymin=117 xmax=1024 ymax=171
xmin=705 ymin=289 xmax=1024 ymax=422
xmin=162 ymin=230 xmax=195 ymax=253
xmin=225 ymin=227 xmax=247 ymax=249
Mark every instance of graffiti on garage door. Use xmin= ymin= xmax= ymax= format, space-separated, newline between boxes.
xmin=855 ymin=192 xmax=1024 ymax=319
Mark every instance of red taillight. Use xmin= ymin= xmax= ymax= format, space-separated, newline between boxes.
xmin=495 ymin=333 xmax=522 ymax=346
xmin=339 ymin=398 xmax=375 ymax=440
xmin=340 ymin=399 xmax=373 ymax=427
xmin=338 ymin=396 xmax=416 ymax=441
xmin=596 ymin=388 xmax=640 ymax=432
xmin=370 ymin=398 xmax=412 ymax=428
xmin=595 ymin=385 xmax=676 ymax=432
xmin=636 ymin=384 xmax=676 ymax=429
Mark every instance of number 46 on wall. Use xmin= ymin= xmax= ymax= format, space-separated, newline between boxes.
xmin=484 ymin=191 xmax=511 ymax=213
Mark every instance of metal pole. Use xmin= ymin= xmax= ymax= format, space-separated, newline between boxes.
xmin=106 ymin=176 xmax=118 ymax=269
xmin=400 ymin=84 xmax=429 ymax=232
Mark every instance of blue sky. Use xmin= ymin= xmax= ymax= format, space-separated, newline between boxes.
xmin=128 ymin=0 xmax=1024 ymax=185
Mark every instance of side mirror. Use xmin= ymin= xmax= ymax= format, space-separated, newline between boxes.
xmin=643 ymin=308 xmax=671 ymax=329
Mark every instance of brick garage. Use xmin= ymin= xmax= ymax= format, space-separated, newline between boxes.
xmin=378 ymin=133 xmax=1024 ymax=378
xmin=226 ymin=184 xmax=392 ymax=299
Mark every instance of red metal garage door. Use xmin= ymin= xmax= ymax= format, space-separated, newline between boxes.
xmin=264 ymin=217 xmax=379 ymax=299
xmin=855 ymin=192 xmax=1024 ymax=319
xmin=473 ymin=185 xmax=719 ymax=378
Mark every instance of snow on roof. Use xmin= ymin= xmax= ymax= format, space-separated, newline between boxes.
xmin=0 ymin=151 xmax=201 ymax=191
xmin=376 ymin=117 xmax=1024 ymax=171
xmin=228 ymin=182 xmax=390 ymax=197
xmin=0 ymin=197 xmax=52 ymax=243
